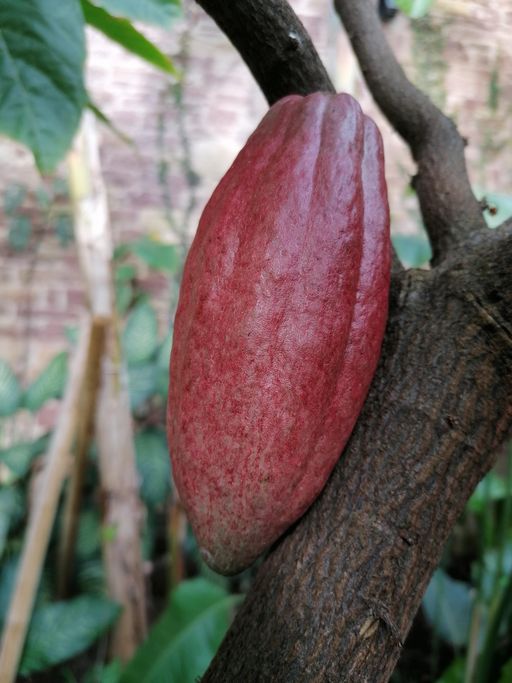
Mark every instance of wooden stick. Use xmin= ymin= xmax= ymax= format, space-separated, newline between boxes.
xmin=95 ymin=329 xmax=148 ymax=659
xmin=56 ymin=317 xmax=107 ymax=598
xmin=0 ymin=318 xmax=93 ymax=683
xmin=69 ymin=111 xmax=147 ymax=659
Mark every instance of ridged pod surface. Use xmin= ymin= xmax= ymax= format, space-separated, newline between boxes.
xmin=167 ymin=93 xmax=390 ymax=575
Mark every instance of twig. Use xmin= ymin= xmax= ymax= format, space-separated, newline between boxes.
xmin=333 ymin=0 xmax=487 ymax=263
xmin=0 ymin=318 xmax=93 ymax=683
xmin=195 ymin=0 xmax=334 ymax=104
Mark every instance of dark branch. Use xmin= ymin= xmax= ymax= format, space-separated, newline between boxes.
xmin=333 ymin=0 xmax=487 ymax=264
xmin=195 ymin=0 xmax=334 ymax=104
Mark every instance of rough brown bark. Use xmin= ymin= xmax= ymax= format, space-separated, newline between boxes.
xmin=192 ymin=0 xmax=512 ymax=680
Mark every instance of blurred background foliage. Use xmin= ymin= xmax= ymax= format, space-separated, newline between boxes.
xmin=0 ymin=0 xmax=512 ymax=681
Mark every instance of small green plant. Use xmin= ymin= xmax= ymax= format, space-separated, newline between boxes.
xmin=3 ymin=178 xmax=74 ymax=252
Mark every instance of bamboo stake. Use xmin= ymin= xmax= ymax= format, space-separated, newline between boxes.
xmin=68 ymin=111 xmax=147 ymax=659
xmin=56 ymin=317 xmax=107 ymax=597
xmin=0 ymin=318 xmax=93 ymax=683
xmin=95 ymin=330 xmax=148 ymax=658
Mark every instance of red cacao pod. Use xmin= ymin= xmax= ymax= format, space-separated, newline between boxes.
xmin=167 ymin=93 xmax=390 ymax=575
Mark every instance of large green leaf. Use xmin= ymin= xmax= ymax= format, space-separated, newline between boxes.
xmin=82 ymin=1 xmax=177 ymax=75
xmin=92 ymin=0 xmax=181 ymax=26
xmin=123 ymin=303 xmax=159 ymax=364
xmin=23 ymin=351 xmax=69 ymax=411
xmin=134 ymin=428 xmax=171 ymax=506
xmin=0 ymin=359 xmax=22 ymax=417
xmin=121 ymin=579 xmax=242 ymax=683
xmin=422 ymin=569 xmax=472 ymax=647
xmin=0 ymin=0 xmax=86 ymax=171
xmin=19 ymin=596 xmax=120 ymax=675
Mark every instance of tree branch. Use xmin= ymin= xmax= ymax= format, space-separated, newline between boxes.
xmin=195 ymin=0 xmax=334 ymax=104
xmin=333 ymin=0 xmax=487 ymax=263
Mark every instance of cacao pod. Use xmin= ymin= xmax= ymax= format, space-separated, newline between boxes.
xmin=167 ymin=93 xmax=390 ymax=575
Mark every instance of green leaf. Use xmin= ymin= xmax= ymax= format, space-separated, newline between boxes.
xmin=114 ymin=260 xmax=137 ymax=315
xmin=127 ymin=363 xmax=159 ymax=410
xmin=0 ymin=555 xmax=20 ymax=625
xmin=488 ymin=67 xmax=500 ymax=112
xmin=131 ymin=237 xmax=180 ymax=274
xmin=116 ymin=282 xmax=134 ymax=315
xmin=81 ymin=1 xmax=178 ymax=76
xmin=76 ymin=509 xmax=102 ymax=560
xmin=0 ymin=359 xmax=22 ymax=417
xmin=121 ymin=579 xmax=242 ymax=683
xmin=479 ymin=543 xmax=512 ymax=602
xmin=113 ymin=242 xmax=132 ymax=261
xmin=468 ymin=471 xmax=510 ymax=514
xmin=0 ymin=487 xmax=24 ymax=556
xmin=19 ymin=596 xmax=120 ymax=675
xmin=394 ymin=0 xmax=435 ymax=18
xmin=4 ymin=183 xmax=27 ymax=214
xmin=115 ymin=263 xmax=137 ymax=282
xmin=156 ymin=330 xmax=172 ymax=368
xmin=35 ymin=186 xmax=51 ymax=210
xmin=499 ymin=657 xmax=512 ymax=683
xmin=83 ymin=659 xmax=123 ymax=683
xmin=422 ymin=569 xmax=472 ymax=647
xmin=134 ymin=428 xmax=171 ymax=506
xmin=434 ymin=657 xmax=465 ymax=683
xmin=0 ymin=434 xmax=49 ymax=481
xmin=91 ymin=0 xmax=181 ymax=27
xmin=8 ymin=215 xmax=32 ymax=251
xmin=64 ymin=324 xmax=79 ymax=346
xmin=54 ymin=213 xmax=74 ymax=246
xmin=123 ymin=303 xmax=159 ymax=364
xmin=0 ymin=0 xmax=87 ymax=171
xmin=101 ymin=659 xmax=123 ymax=683
xmin=477 ymin=191 xmax=512 ymax=230
xmin=392 ymin=231 xmax=432 ymax=268
xmin=76 ymin=559 xmax=105 ymax=595
xmin=154 ymin=332 xmax=171 ymax=397
xmin=23 ymin=351 xmax=69 ymax=412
